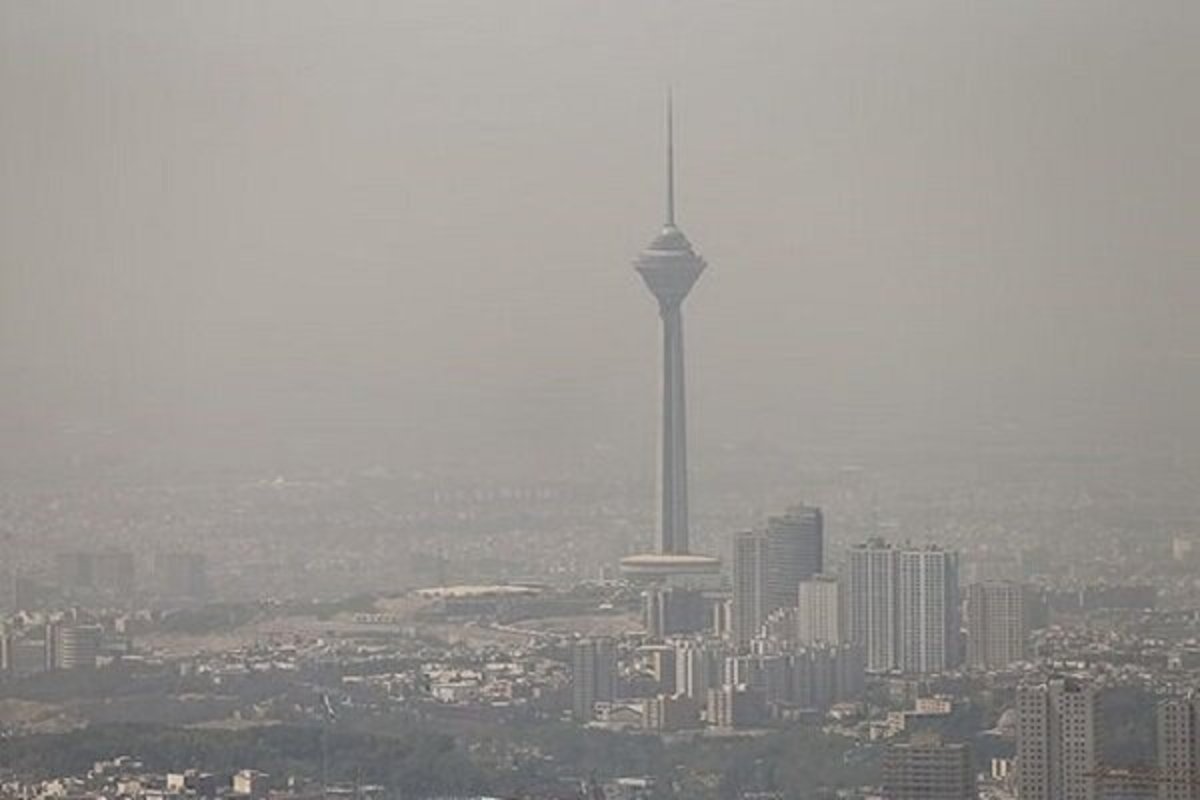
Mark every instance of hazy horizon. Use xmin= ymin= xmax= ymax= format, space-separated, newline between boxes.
xmin=3 ymin=1 xmax=1198 ymax=479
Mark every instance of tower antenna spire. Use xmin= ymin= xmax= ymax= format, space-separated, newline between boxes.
xmin=666 ymin=88 xmax=675 ymax=227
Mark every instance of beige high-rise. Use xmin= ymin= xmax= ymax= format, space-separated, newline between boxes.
xmin=732 ymin=530 xmax=770 ymax=647
xmin=797 ymin=574 xmax=841 ymax=645
xmin=966 ymin=581 xmax=1029 ymax=670
xmin=1158 ymin=694 xmax=1200 ymax=800
xmin=1017 ymin=678 xmax=1097 ymax=800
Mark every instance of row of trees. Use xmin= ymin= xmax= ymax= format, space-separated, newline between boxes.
xmin=0 ymin=718 xmax=875 ymax=799
xmin=0 ymin=724 xmax=487 ymax=798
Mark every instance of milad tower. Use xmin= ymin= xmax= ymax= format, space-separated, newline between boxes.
xmin=619 ymin=98 xmax=720 ymax=584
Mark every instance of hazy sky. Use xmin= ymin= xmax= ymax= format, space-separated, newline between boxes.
xmin=2 ymin=1 xmax=1198 ymax=475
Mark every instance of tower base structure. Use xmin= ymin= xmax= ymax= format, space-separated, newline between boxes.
xmin=618 ymin=552 xmax=722 ymax=587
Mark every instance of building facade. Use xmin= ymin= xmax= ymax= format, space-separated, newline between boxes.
xmin=50 ymin=623 xmax=102 ymax=670
xmin=966 ymin=581 xmax=1029 ymax=670
xmin=797 ymin=574 xmax=841 ymax=646
xmin=1158 ymin=694 xmax=1200 ymax=800
xmin=643 ymin=587 xmax=709 ymax=639
xmin=1017 ymin=678 xmax=1097 ymax=800
xmin=572 ymin=637 xmax=617 ymax=722
xmin=847 ymin=540 xmax=961 ymax=674
xmin=897 ymin=547 xmax=961 ymax=674
xmin=674 ymin=639 xmax=725 ymax=700
xmin=847 ymin=540 xmax=898 ymax=672
xmin=732 ymin=530 xmax=770 ymax=648
xmin=882 ymin=736 xmax=976 ymax=800
xmin=765 ymin=505 xmax=823 ymax=613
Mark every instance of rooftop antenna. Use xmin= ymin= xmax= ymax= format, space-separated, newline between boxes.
xmin=666 ymin=88 xmax=675 ymax=227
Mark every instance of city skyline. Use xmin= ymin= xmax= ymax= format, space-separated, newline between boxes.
xmin=1 ymin=4 xmax=1197 ymax=799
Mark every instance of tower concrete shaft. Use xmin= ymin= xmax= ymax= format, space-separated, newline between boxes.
xmin=659 ymin=299 xmax=688 ymax=553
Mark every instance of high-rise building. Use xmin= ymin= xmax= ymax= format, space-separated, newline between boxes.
xmin=154 ymin=552 xmax=210 ymax=600
xmin=8 ymin=572 xmax=50 ymax=612
xmin=797 ymin=574 xmax=842 ymax=645
xmin=897 ymin=547 xmax=961 ymax=673
xmin=56 ymin=550 xmax=135 ymax=600
xmin=9 ymin=573 xmax=50 ymax=612
xmin=706 ymin=684 xmax=767 ymax=729
xmin=789 ymin=643 xmax=865 ymax=713
xmin=642 ymin=587 xmax=708 ymax=639
xmin=832 ymin=642 xmax=867 ymax=704
xmin=55 ymin=552 xmax=95 ymax=592
xmin=571 ymin=638 xmax=616 ymax=722
xmin=848 ymin=541 xmax=960 ymax=674
xmin=643 ymin=693 xmax=700 ymax=731
xmin=716 ymin=642 xmax=865 ymax=716
xmin=882 ymin=735 xmax=977 ymax=800
xmin=0 ymin=626 xmax=51 ymax=676
xmin=761 ymin=606 xmax=799 ymax=650
xmin=50 ymin=623 xmax=102 ymax=670
xmin=637 ymin=645 xmax=676 ymax=695
xmin=1017 ymin=678 xmax=1097 ymax=800
xmin=94 ymin=550 xmax=136 ymax=595
xmin=848 ymin=539 xmax=899 ymax=672
xmin=732 ymin=531 xmax=770 ymax=647
xmin=1158 ymin=693 xmax=1200 ymax=800
xmin=711 ymin=597 xmax=732 ymax=639
xmin=966 ymin=581 xmax=1029 ymax=670
xmin=765 ymin=505 xmax=823 ymax=612
xmin=674 ymin=638 xmax=725 ymax=700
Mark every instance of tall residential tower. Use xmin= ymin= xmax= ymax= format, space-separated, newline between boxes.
xmin=847 ymin=539 xmax=899 ymax=672
xmin=732 ymin=531 xmax=770 ymax=647
xmin=1016 ymin=678 xmax=1098 ymax=800
xmin=897 ymin=547 xmax=961 ymax=674
xmin=847 ymin=540 xmax=962 ymax=674
xmin=1158 ymin=693 xmax=1200 ymax=800
xmin=965 ymin=581 xmax=1029 ymax=670
xmin=766 ymin=505 xmax=824 ymax=612
xmin=571 ymin=637 xmax=617 ymax=722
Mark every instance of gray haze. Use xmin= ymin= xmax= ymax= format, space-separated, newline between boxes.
xmin=2 ymin=1 xmax=1198 ymax=479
